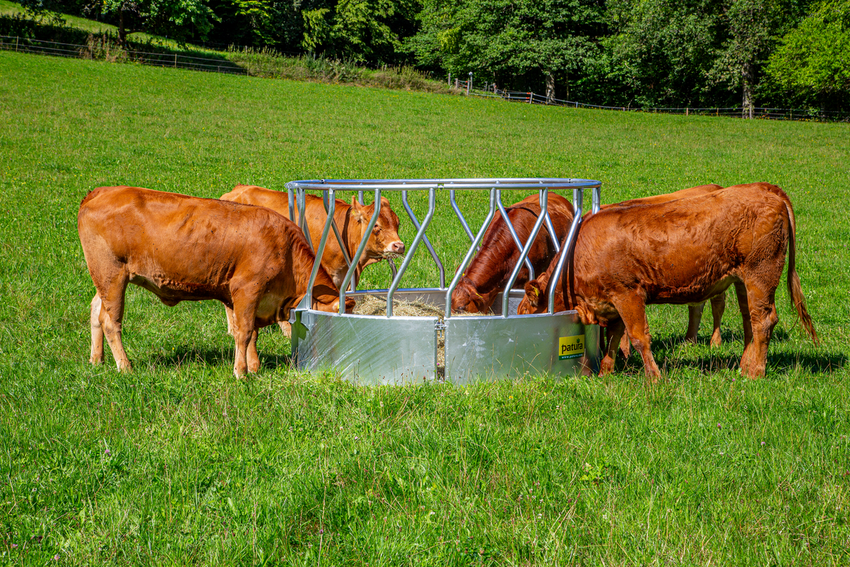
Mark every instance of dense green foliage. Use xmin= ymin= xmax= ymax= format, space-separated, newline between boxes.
xmin=1 ymin=50 xmax=849 ymax=564
xmin=763 ymin=0 xmax=850 ymax=109
xmin=10 ymin=0 xmax=850 ymax=110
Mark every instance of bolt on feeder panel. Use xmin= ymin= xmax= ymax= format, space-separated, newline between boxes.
xmin=288 ymin=178 xmax=603 ymax=385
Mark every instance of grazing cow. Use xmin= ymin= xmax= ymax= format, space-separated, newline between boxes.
xmin=220 ymin=184 xmax=405 ymax=289
xmin=78 ymin=186 xmax=353 ymax=377
xmin=450 ymin=193 xmax=576 ymax=313
xmin=534 ymin=184 xmax=728 ymax=353
xmin=458 ymin=185 xmax=727 ymax=350
xmin=608 ymin=184 xmax=727 ymax=347
xmin=519 ymin=183 xmax=817 ymax=381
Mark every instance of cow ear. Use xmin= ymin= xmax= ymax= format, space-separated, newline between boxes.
xmin=350 ymin=197 xmax=365 ymax=222
xmin=379 ymin=196 xmax=390 ymax=207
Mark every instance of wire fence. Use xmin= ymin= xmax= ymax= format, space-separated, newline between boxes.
xmin=0 ymin=34 xmax=247 ymax=75
xmin=459 ymin=81 xmax=850 ymax=122
xmin=2 ymin=34 xmax=846 ymax=122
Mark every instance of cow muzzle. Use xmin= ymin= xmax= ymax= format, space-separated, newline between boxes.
xmin=384 ymin=240 xmax=405 ymax=258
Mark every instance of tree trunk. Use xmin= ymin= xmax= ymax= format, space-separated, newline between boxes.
xmin=118 ymin=4 xmax=127 ymax=46
xmin=545 ymin=70 xmax=556 ymax=104
xmin=742 ymin=61 xmax=754 ymax=119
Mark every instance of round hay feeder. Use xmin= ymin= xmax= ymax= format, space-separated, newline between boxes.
xmin=289 ymin=178 xmax=603 ymax=385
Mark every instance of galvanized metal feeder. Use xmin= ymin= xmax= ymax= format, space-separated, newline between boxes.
xmin=288 ymin=178 xmax=603 ymax=385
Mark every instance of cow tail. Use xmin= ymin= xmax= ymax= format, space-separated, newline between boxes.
xmin=784 ymin=198 xmax=818 ymax=345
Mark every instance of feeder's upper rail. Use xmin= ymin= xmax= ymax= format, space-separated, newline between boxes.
xmin=285 ymin=178 xmax=602 ymax=318
xmin=287 ymin=178 xmax=601 ymax=192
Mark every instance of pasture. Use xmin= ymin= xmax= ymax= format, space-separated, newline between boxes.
xmin=1 ymin=50 xmax=849 ymax=565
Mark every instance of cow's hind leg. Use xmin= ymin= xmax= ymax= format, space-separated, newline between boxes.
xmin=613 ymin=294 xmax=661 ymax=382
xmin=96 ymin=274 xmax=132 ymax=371
xmin=90 ymin=293 xmax=104 ymax=364
xmin=734 ymin=281 xmax=755 ymax=370
xmin=739 ymin=284 xmax=778 ymax=379
xmin=709 ymin=292 xmax=726 ymax=347
xmin=600 ymin=318 xmax=626 ymax=377
xmin=617 ymin=330 xmax=631 ymax=359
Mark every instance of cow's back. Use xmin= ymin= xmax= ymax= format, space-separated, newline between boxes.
xmin=220 ymin=184 xmax=293 ymax=219
xmin=79 ymin=186 xmax=300 ymax=303
xmin=605 ymin=184 xmax=724 ymax=209
xmin=573 ymin=183 xmax=791 ymax=306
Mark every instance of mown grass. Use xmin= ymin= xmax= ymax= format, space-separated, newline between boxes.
xmin=0 ymin=51 xmax=848 ymax=565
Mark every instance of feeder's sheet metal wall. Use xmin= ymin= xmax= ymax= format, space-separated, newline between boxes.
xmin=293 ymin=309 xmax=437 ymax=385
xmin=444 ymin=312 xmax=601 ymax=384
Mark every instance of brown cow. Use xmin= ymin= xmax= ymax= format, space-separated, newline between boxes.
xmin=78 ymin=186 xmax=353 ymax=377
xmin=607 ymin=185 xmax=727 ymax=347
xmin=451 ymin=193 xmax=576 ymax=313
xmin=457 ymin=185 xmax=727 ymax=350
xmin=220 ymin=184 xmax=404 ymax=289
xmin=592 ymin=184 xmax=728 ymax=351
xmin=519 ymin=183 xmax=817 ymax=381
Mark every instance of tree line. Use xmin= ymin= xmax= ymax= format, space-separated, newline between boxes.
xmin=22 ymin=0 xmax=850 ymax=111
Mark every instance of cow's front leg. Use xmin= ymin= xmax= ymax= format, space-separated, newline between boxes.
xmin=685 ymin=302 xmax=705 ymax=344
xmin=709 ymin=292 xmax=726 ymax=347
xmin=230 ymin=294 xmax=258 ymax=377
xmin=247 ymin=329 xmax=260 ymax=373
xmin=224 ymin=305 xmax=236 ymax=336
xmin=613 ymin=294 xmax=661 ymax=382
xmin=278 ymin=320 xmax=293 ymax=337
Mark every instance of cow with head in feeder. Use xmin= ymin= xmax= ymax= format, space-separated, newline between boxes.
xmin=519 ymin=183 xmax=817 ymax=380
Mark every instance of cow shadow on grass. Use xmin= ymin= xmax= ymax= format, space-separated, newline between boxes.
xmin=147 ymin=347 xmax=294 ymax=373
xmin=614 ymin=331 xmax=844 ymax=376
xmin=690 ymin=325 xmax=791 ymax=345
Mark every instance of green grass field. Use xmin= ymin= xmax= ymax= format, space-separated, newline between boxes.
xmin=1 ymin=50 xmax=849 ymax=565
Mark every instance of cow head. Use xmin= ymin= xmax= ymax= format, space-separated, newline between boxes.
xmin=574 ymin=302 xmax=600 ymax=326
xmin=518 ymin=278 xmax=546 ymax=315
xmin=518 ymin=266 xmax=568 ymax=315
xmin=350 ymin=196 xmax=405 ymax=261
xmin=310 ymin=295 xmax=356 ymax=314
xmin=451 ymin=277 xmax=498 ymax=314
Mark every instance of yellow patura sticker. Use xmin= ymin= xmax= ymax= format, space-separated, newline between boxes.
xmin=558 ymin=335 xmax=585 ymax=360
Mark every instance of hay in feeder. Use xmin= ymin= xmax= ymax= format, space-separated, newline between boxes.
xmin=352 ymin=294 xmax=445 ymax=318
